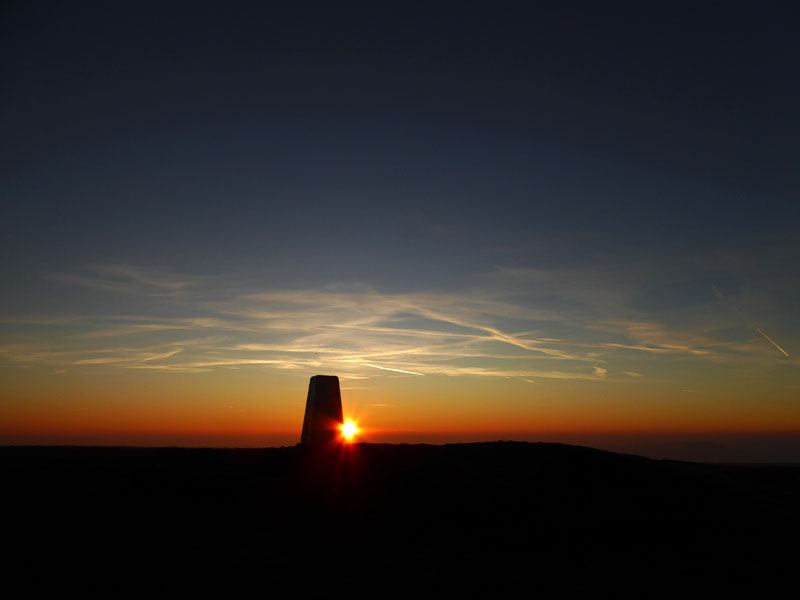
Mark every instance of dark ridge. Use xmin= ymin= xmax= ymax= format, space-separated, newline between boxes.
xmin=4 ymin=442 xmax=798 ymax=592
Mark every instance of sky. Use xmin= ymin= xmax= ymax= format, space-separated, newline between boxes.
xmin=2 ymin=2 xmax=799 ymax=459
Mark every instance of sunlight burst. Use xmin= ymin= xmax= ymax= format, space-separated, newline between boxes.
xmin=341 ymin=420 xmax=359 ymax=442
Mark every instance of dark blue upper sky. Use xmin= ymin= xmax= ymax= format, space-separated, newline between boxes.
xmin=2 ymin=1 xmax=799 ymax=309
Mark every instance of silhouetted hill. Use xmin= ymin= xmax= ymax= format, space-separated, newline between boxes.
xmin=4 ymin=442 xmax=798 ymax=592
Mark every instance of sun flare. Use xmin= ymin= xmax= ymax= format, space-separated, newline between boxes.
xmin=341 ymin=421 xmax=359 ymax=442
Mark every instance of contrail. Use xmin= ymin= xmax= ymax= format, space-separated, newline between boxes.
xmin=756 ymin=328 xmax=790 ymax=358
xmin=711 ymin=285 xmax=747 ymax=319
xmin=362 ymin=363 xmax=424 ymax=375
xmin=712 ymin=285 xmax=790 ymax=358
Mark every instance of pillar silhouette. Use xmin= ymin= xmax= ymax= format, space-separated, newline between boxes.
xmin=300 ymin=375 xmax=344 ymax=445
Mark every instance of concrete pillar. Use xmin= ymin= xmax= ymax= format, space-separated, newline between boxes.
xmin=300 ymin=375 xmax=344 ymax=445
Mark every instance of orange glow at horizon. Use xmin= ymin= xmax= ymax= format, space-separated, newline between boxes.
xmin=3 ymin=368 xmax=800 ymax=448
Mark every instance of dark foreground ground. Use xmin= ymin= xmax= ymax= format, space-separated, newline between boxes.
xmin=4 ymin=442 xmax=799 ymax=592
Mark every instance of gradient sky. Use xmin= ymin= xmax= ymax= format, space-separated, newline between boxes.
xmin=2 ymin=2 xmax=799 ymax=458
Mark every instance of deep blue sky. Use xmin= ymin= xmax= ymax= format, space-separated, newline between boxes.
xmin=4 ymin=1 xmax=798 ymax=289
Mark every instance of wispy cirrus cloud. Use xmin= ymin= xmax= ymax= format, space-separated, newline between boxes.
xmin=1 ymin=264 xmax=794 ymax=382
xmin=46 ymin=264 xmax=204 ymax=296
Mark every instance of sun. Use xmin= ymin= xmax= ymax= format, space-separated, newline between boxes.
xmin=340 ymin=420 xmax=359 ymax=442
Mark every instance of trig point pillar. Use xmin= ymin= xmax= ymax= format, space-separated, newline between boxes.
xmin=300 ymin=375 xmax=344 ymax=445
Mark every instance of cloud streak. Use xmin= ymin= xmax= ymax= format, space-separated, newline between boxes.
xmin=47 ymin=264 xmax=204 ymax=296
xmin=1 ymin=264 xmax=794 ymax=383
xmin=756 ymin=328 xmax=790 ymax=358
